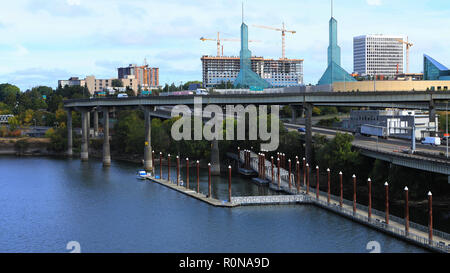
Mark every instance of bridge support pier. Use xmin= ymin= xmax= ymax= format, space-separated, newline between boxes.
xmin=210 ymin=139 xmax=221 ymax=176
xmin=93 ymin=110 xmax=99 ymax=137
xmin=102 ymin=108 xmax=111 ymax=167
xmin=66 ymin=109 xmax=73 ymax=157
xmin=81 ymin=109 xmax=89 ymax=161
xmin=429 ymin=100 xmax=437 ymax=137
xmin=304 ymin=103 xmax=313 ymax=163
xmin=144 ymin=107 xmax=153 ymax=172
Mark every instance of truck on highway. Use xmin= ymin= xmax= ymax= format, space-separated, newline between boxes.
xmin=421 ymin=137 xmax=441 ymax=146
xmin=360 ymin=124 xmax=388 ymax=139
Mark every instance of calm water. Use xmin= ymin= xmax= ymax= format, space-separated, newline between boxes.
xmin=0 ymin=156 xmax=427 ymax=253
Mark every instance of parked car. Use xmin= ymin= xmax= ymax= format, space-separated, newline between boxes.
xmin=297 ymin=127 xmax=306 ymax=133
xmin=117 ymin=93 xmax=128 ymax=98
xmin=421 ymin=137 xmax=441 ymax=146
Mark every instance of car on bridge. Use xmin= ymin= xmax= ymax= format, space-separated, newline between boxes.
xmin=421 ymin=137 xmax=441 ymax=146
xmin=297 ymin=127 xmax=306 ymax=133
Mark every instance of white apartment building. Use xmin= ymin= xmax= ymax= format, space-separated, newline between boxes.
xmin=201 ymin=56 xmax=303 ymax=88
xmin=353 ymin=35 xmax=404 ymax=77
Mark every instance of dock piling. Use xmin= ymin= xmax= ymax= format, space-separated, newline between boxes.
xmin=339 ymin=172 xmax=343 ymax=207
xmin=167 ymin=154 xmax=171 ymax=182
xmin=196 ymin=160 xmax=200 ymax=193
xmin=176 ymin=156 xmax=180 ymax=186
xmin=316 ymin=166 xmax=319 ymax=199
xmin=405 ymin=186 xmax=409 ymax=235
xmin=271 ymin=156 xmax=274 ymax=182
xmin=306 ymin=163 xmax=310 ymax=194
xmin=368 ymin=178 xmax=372 ymax=221
xmin=428 ymin=191 xmax=433 ymax=244
xmin=385 ymin=182 xmax=389 ymax=224
xmin=327 ymin=168 xmax=331 ymax=204
xmin=288 ymin=159 xmax=292 ymax=190
xmin=296 ymin=161 xmax=300 ymax=192
xmin=353 ymin=175 xmax=357 ymax=214
xmin=277 ymin=158 xmax=281 ymax=190
xmin=208 ymin=163 xmax=212 ymax=198
xmin=159 ymin=152 xmax=163 ymax=179
xmin=228 ymin=165 xmax=232 ymax=203
xmin=186 ymin=158 xmax=190 ymax=189
xmin=303 ymin=158 xmax=306 ymax=187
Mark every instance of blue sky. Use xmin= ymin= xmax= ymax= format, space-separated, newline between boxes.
xmin=0 ymin=0 xmax=449 ymax=90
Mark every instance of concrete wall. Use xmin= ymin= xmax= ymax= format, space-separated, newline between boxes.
xmin=333 ymin=80 xmax=450 ymax=92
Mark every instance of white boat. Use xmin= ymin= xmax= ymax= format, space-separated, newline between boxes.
xmin=137 ymin=170 xmax=148 ymax=180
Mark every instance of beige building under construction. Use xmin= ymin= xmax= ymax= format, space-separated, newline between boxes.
xmin=201 ymin=56 xmax=303 ymax=88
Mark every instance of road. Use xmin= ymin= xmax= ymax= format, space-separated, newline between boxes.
xmin=284 ymin=123 xmax=450 ymax=159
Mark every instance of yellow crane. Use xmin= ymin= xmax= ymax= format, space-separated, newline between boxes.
xmin=252 ymin=23 xmax=296 ymax=59
xmin=200 ymin=32 xmax=259 ymax=57
xmin=396 ymin=37 xmax=414 ymax=74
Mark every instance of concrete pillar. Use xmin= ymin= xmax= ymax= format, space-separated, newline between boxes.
xmin=102 ymin=108 xmax=111 ymax=166
xmin=304 ymin=103 xmax=313 ymax=163
xmin=93 ymin=110 xmax=99 ymax=137
xmin=81 ymin=110 xmax=89 ymax=161
xmin=210 ymin=139 xmax=220 ymax=176
xmin=67 ymin=109 xmax=73 ymax=157
xmin=429 ymin=100 xmax=437 ymax=137
xmin=143 ymin=109 xmax=153 ymax=172
xmin=87 ymin=111 xmax=91 ymax=140
xmin=290 ymin=105 xmax=297 ymax=123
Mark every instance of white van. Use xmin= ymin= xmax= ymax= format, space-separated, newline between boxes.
xmin=421 ymin=137 xmax=441 ymax=146
xmin=117 ymin=93 xmax=128 ymax=98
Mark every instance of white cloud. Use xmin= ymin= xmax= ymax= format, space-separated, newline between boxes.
xmin=14 ymin=44 xmax=29 ymax=57
xmin=367 ymin=0 xmax=382 ymax=6
xmin=67 ymin=0 xmax=81 ymax=6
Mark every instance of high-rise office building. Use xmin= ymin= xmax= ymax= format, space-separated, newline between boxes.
xmin=353 ymin=35 xmax=404 ymax=77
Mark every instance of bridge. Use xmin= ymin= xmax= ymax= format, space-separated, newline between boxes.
xmin=63 ymin=91 xmax=450 ymax=176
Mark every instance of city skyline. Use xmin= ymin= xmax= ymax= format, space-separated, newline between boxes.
xmin=0 ymin=0 xmax=449 ymax=90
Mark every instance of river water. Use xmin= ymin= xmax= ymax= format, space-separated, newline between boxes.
xmin=0 ymin=156 xmax=427 ymax=253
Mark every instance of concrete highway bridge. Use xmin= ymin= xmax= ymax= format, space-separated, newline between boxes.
xmin=63 ymin=91 xmax=450 ymax=177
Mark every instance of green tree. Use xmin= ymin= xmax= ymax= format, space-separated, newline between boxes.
xmin=315 ymin=133 xmax=360 ymax=175
xmin=112 ymin=79 xmax=124 ymax=88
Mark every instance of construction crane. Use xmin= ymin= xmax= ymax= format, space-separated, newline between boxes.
xmin=200 ymin=32 xmax=259 ymax=57
xmin=396 ymin=37 xmax=414 ymax=74
xmin=252 ymin=23 xmax=296 ymax=59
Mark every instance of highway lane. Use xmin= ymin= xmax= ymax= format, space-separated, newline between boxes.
xmin=284 ymin=123 xmax=450 ymax=158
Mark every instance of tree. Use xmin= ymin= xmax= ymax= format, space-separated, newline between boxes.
xmin=112 ymin=79 xmax=123 ymax=88
xmin=315 ymin=133 xmax=360 ymax=176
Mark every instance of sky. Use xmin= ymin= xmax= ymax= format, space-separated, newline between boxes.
xmin=0 ymin=0 xmax=449 ymax=91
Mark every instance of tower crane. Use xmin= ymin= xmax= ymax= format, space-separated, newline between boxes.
xmin=252 ymin=23 xmax=296 ymax=59
xmin=200 ymin=32 xmax=259 ymax=57
xmin=396 ymin=37 xmax=413 ymax=74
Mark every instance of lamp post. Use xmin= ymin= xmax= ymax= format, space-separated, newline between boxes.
xmin=385 ymin=182 xmax=389 ymax=225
